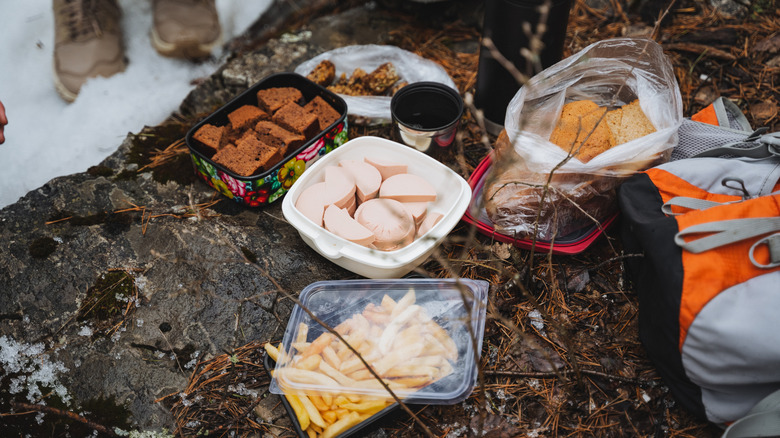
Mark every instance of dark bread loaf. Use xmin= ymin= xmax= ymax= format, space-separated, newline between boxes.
xmin=483 ymin=99 xmax=658 ymax=240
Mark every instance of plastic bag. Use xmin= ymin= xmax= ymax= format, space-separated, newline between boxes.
xmin=294 ymin=44 xmax=456 ymax=122
xmin=483 ymin=37 xmax=683 ymax=241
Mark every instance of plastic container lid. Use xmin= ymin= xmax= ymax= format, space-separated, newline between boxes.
xmin=269 ymin=278 xmax=489 ymax=405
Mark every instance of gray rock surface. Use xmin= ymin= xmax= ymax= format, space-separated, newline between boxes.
xmin=5 ymin=1 xmax=710 ymax=437
xmin=0 ymin=2 xmax=483 ymax=434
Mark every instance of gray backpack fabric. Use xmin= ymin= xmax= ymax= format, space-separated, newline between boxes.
xmin=617 ymin=98 xmax=780 ymax=433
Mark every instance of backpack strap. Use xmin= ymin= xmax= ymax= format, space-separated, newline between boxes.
xmin=674 ymin=217 xmax=780 ymax=253
xmin=692 ymin=130 xmax=780 ymax=159
xmin=661 ymin=197 xmax=726 ymax=215
xmin=661 ymin=177 xmax=752 ymax=215
xmin=721 ymin=389 xmax=780 ymax=438
xmin=675 ymin=218 xmax=780 ymax=268
xmin=691 ymin=96 xmax=752 ymax=131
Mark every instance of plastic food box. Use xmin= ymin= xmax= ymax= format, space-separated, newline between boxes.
xmin=268 ymin=278 xmax=489 ymax=437
xmin=281 ymin=136 xmax=472 ymax=279
xmin=463 ymin=153 xmax=617 ymax=255
xmin=263 ymin=354 xmax=400 ymax=438
xmin=185 ymin=72 xmax=348 ymax=207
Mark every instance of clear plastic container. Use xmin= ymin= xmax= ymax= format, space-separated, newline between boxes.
xmin=269 ymin=278 xmax=489 ymax=405
xmin=263 ymin=353 xmax=401 ymax=438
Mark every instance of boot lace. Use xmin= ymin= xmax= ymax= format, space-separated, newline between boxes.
xmin=56 ymin=0 xmax=117 ymax=42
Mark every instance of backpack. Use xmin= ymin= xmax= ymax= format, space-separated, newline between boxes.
xmin=616 ymin=99 xmax=780 ymax=434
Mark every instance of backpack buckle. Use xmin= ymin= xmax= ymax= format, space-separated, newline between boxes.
xmin=758 ymin=131 xmax=780 ymax=158
xmin=750 ymin=233 xmax=780 ymax=269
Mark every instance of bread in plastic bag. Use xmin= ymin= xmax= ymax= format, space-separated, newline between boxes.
xmin=482 ymin=37 xmax=683 ymax=241
xmin=294 ymin=44 xmax=456 ymax=122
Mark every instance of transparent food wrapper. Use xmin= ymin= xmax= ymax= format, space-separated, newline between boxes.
xmin=483 ymin=37 xmax=683 ymax=240
xmin=295 ymin=44 xmax=456 ymax=122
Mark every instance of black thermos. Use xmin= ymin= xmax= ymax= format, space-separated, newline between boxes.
xmin=475 ymin=0 xmax=574 ymax=134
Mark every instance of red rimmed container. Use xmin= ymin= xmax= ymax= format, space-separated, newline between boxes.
xmin=185 ymin=72 xmax=348 ymax=207
xmin=463 ymin=153 xmax=617 ymax=255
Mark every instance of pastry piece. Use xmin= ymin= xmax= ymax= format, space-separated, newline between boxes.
xmin=256 ymin=87 xmax=304 ymax=114
xmin=328 ymin=68 xmax=368 ymax=96
xmin=354 ymin=198 xmax=415 ymax=251
xmin=549 ymin=100 xmax=614 ymax=163
xmin=323 ymin=204 xmax=375 ymax=247
xmin=606 ymin=99 xmax=656 ymax=145
xmin=306 ymin=59 xmax=336 ymax=87
xmin=192 ymin=123 xmax=226 ymax=155
xmin=304 ymin=96 xmax=341 ymax=131
xmin=363 ymin=62 xmax=400 ymax=95
xmin=323 ymin=62 xmax=401 ymax=96
xmin=390 ymin=81 xmax=408 ymax=96
xmin=254 ymin=120 xmax=306 ymax=156
xmin=227 ymin=104 xmax=269 ymax=131
xmin=379 ymin=173 xmax=437 ymax=203
xmin=272 ymin=102 xmax=320 ymax=139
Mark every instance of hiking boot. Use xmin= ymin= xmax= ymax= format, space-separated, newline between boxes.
xmin=151 ymin=0 xmax=222 ymax=59
xmin=53 ymin=0 xmax=127 ymax=102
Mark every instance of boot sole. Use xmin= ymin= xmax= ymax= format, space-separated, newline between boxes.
xmin=52 ymin=57 xmax=127 ymax=103
xmin=150 ymin=27 xmax=222 ymax=59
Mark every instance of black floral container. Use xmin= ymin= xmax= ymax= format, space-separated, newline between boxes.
xmin=185 ymin=73 xmax=348 ymax=207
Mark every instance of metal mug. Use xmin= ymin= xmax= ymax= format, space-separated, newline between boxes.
xmin=390 ymin=82 xmax=464 ymax=152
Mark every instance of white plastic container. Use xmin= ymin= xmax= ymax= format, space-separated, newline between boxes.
xmin=281 ymin=136 xmax=472 ymax=279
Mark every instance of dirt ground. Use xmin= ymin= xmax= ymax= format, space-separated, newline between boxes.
xmin=403 ymin=0 xmax=776 ymax=436
xmin=170 ymin=0 xmax=778 ymax=436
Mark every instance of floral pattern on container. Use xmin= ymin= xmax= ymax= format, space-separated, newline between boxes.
xmin=190 ymin=121 xmax=348 ymax=207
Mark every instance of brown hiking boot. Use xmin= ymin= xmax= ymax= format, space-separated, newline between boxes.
xmin=52 ymin=0 xmax=127 ymax=102
xmin=151 ymin=0 xmax=222 ymax=59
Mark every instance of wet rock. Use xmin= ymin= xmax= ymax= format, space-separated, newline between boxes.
xmin=1 ymin=1 xmax=488 ymax=434
xmin=0 ymin=3 xmax=427 ymax=433
xmin=709 ymin=0 xmax=749 ymax=19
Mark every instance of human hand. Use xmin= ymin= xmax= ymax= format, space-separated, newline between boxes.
xmin=0 ymin=99 xmax=7 ymax=144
